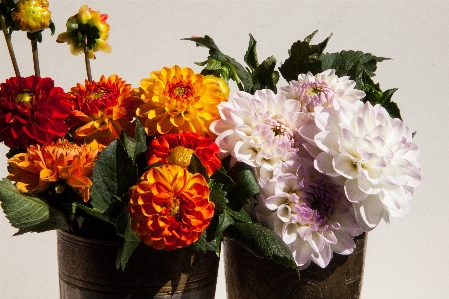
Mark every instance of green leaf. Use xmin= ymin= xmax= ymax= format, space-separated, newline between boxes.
xmin=225 ymin=223 xmax=297 ymax=270
xmin=210 ymin=168 xmax=235 ymax=192
xmin=0 ymin=179 xmax=70 ymax=235
xmin=188 ymin=154 xmax=209 ymax=179
xmin=208 ymin=180 xmax=229 ymax=213
xmin=90 ymin=140 xmax=137 ymax=212
xmin=191 ymin=230 xmax=219 ymax=253
xmin=116 ymin=216 xmax=141 ymax=270
xmin=183 ymin=35 xmax=253 ymax=92
xmin=252 ymin=55 xmax=278 ymax=93
xmin=226 ymin=163 xmax=260 ymax=211
xmin=226 ymin=206 xmax=252 ymax=223
xmin=244 ymin=34 xmax=259 ymax=71
xmin=206 ymin=208 xmax=234 ymax=241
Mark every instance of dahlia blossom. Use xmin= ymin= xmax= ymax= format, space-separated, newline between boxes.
xmin=136 ymin=65 xmax=229 ymax=138
xmin=56 ymin=5 xmax=111 ymax=59
xmin=301 ymin=99 xmax=421 ymax=231
xmin=12 ymin=0 xmax=51 ymax=33
xmin=0 ymin=76 xmax=71 ymax=149
xmin=66 ymin=75 xmax=142 ymax=150
xmin=7 ymin=139 xmax=98 ymax=202
xmin=128 ymin=164 xmax=214 ymax=251
xmin=210 ymin=89 xmax=309 ymax=180
xmin=147 ymin=132 xmax=221 ymax=176
xmin=281 ymin=69 xmax=365 ymax=112
xmin=255 ymin=158 xmax=362 ymax=269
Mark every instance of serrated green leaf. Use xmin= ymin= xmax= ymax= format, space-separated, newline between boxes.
xmin=226 ymin=206 xmax=251 ymax=223
xmin=0 ymin=179 xmax=70 ymax=234
xmin=224 ymin=223 xmax=297 ymax=270
xmin=252 ymin=55 xmax=278 ymax=93
xmin=226 ymin=163 xmax=260 ymax=211
xmin=244 ymin=34 xmax=259 ymax=71
xmin=116 ymin=216 xmax=140 ymax=270
xmin=303 ymin=30 xmax=318 ymax=43
xmin=90 ymin=140 xmax=137 ymax=212
xmin=210 ymin=168 xmax=235 ymax=192
xmin=208 ymin=180 xmax=229 ymax=213
xmin=206 ymin=208 xmax=234 ymax=241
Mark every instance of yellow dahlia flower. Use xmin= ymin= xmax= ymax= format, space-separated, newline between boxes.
xmin=11 ymin=0 xmax=51 ymax=33
xmin=136 ymin=65 xmax=229 ymax=138
xmin=7 ymin=139 xmax=98 ymax=202
xmin=56 ymin=5 xmax=111 ymax=59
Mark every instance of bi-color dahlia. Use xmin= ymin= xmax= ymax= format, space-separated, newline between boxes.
xmin=210 ymin=89 xmax=309 ymax=180
xmin=128 ymin=164 xmax=215 ymax=251
xmin=56 ymin=5 xmax=111 ymax=59
xmin=255 ymin=158 xmax=362 ymax=269
xmin=281 ymin=69 xmax=365 ymax=112
xmin=66 ymin=75 xmax=142 ymax=150
xmin=0 ymin=76 xmax=71 ymax=149
xmin=136 ymin=65 xmax=229 ymax=138
xmin=7 ymin=139 xmax=98 ymax=202
xmin=301 ymin=99 xmax=421 ymax=231
xmin=147 ymin=132 xmax=221 ymax=176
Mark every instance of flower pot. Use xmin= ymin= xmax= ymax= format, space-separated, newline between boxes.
xmin=57 ymin=229 xmax=219 ymax=299
xmin=224 ymin=233 xmax=367 ymax=299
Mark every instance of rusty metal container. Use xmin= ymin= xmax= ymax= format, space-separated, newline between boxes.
xmin=57 ymin=229 xmax=219 ymax=299
xmin=224 ymin=233 xmax=367 ymax=299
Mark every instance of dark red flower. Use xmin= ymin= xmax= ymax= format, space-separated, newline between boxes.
xmin=0 ymin=76 xmax=71 ymax=149
xmin=147 ymin=132 xmax=221 ymax=176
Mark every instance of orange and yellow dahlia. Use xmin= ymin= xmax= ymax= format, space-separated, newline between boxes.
xmin=128 ymin=164 xmax=215 ymax=251
xmin=7 ymin=139 xmax=98 ymax=202
xmin=136 ymin=65 xmax=229 ymax=138
xmin=66 ymin=75 xmax=142 ymax=150
xmin=147 ymin=132 xmax=221 ymax=176
xmin=0 ymin=76 xmax=71 ymax=149
xmin=56 ymin=5 xmax=111 ymax=59
xmin=12 ymin=0 xmax=51 ymax=33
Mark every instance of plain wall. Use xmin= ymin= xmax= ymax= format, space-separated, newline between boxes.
xmin=1 ymin=1 xmax=448 ymax=298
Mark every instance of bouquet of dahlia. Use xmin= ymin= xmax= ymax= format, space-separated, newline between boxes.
xmin=0 ymin=0 xmax=421 ymax=273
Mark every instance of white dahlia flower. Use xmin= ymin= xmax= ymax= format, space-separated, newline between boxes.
xmin=281 ymin=69 xmax=365 ymax=112
xmin=255 ymin=158 xmax=362 ymax=269
xmin=210 ymin=89 xmax=309 ymax=179
xmin=301 ymin=99 xmax=421 ymax=231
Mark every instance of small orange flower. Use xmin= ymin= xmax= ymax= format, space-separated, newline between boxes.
xmin=136 ymin=65 xmax=229 ymax=138
xmin=66 ymin=75 xmax=142 ymax=150
xmin=7 ymin=139 xmax=98 ymax=202
xmin=128 ymin=164 xmax=215 ymax=251
xmin=12 ymin=0 xmax=51 ymax=33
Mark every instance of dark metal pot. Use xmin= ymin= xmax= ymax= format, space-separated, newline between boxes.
xmin=224 ymin=233 xmax=367 ymax=299
xmin=57 ymin=229 xmax=219 ymax=299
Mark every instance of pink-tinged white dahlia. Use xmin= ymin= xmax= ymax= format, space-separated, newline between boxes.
xmin=301 ymin=99 xmax=421 ymax=231
xmin=281 ymin=69 xmax=365 ymax=112
xmin=255 ymin=158 xmax=362 ymax=269
xmin=210 ymin=89 xmax=309 ymax=179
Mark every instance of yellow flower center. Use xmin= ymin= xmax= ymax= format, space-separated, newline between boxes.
xmin=307 ymin=85 xmax=325 ymax=95
xmin=168 ymin=196 xmax=181 ymax=216
xmin=167 ymin=146 xmax=195 ymax=168
xmin=168 ymin=82 xmax=193 ymax=100
xmin=15 ymin=91 xmax=35 ymax=109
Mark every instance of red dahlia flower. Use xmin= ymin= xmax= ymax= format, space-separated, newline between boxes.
xmin=128 ymin=164 xmax=215 ymax=251
xmin=0 ymin=76 xmax=71 ymax=149
xmin=147 ymin=132 xmax=221 ymax=176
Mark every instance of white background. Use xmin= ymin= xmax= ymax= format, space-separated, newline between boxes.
xmin=1 ymin=1 xmax=448 ymax=298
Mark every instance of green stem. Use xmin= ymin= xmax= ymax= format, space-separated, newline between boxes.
xmin=31 ymin=39 xmax=40 ymax=77
xmin=0 ymin=13 xmax=20 ymax=76
xmin=83 ymin=33 xmax=92 ymax=82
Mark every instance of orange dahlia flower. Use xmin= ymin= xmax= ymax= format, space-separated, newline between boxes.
xmin=129 ymin=164 xmax=215 ymax=251
xmin=147 ymin=132 xmax=221 ymax=176
xmin=136 ymin=65 xmax=229 ymax=138
xmin=12 ymin=0 xmax=51 ymax=33
xmin=7 ymin=139 xmax=98 ymax=202
xmin=56 ymin=5 xmax=111 ymax=59
xmin=0 ymin=76 xmax=71 ymax=149
xmin=66 ymin=75 xmax=142 ymax=150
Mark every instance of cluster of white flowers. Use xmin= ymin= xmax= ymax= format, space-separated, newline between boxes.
xmin=210 ymin=69 xmax=421 ymax=268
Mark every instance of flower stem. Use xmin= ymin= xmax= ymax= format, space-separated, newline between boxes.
xmin=83 ymin=33 xmax=92 ymax=82
xmin=0 ymin=13 xmax=20 ymax=76
xmin=31 ymin=39 xmax=40 ymax=77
